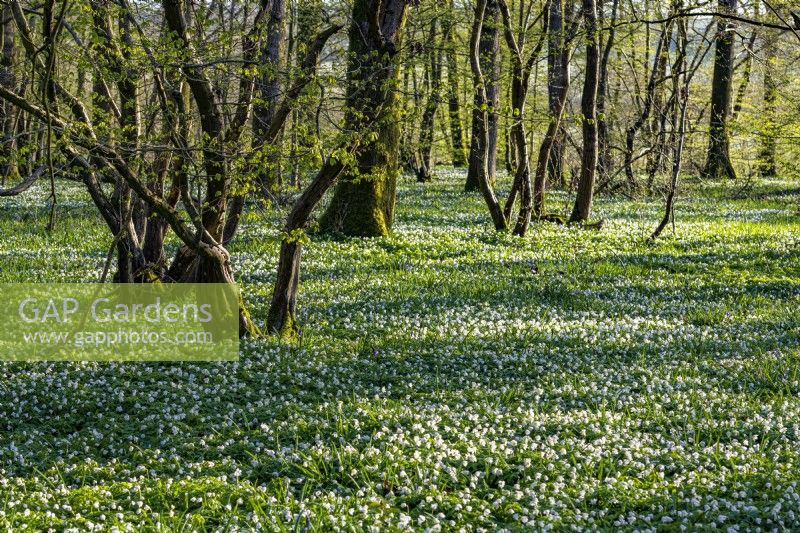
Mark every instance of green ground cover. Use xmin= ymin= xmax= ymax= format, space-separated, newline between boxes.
xmin=2 ymin=171 xmax=800 ymax=530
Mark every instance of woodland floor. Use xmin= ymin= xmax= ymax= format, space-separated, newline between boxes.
xmin=2 ymin=171 xmax=800 ymax=530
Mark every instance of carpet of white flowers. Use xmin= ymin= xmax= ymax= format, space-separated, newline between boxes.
xmin=2 ymin=171 xmax=800 ymax=531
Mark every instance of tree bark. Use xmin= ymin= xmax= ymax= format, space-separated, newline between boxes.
xmin=465 ymin=0 xmax=501 ymax=192
xmin=268 ymin=157 xmax=346 ymax=337
xmin=467 ymin=0 xmax=506 ymax=230
xmin=759 ymin=28 xmax=777 ymax=177
xmin=318 ymin=0 xmax=409 ymax=237
xmin=569 ymin=0 xmax=600 ymax=223
xmin=253 ymin=0 xmax=287 ymax=195
xmin=0 ymin=6 xmax=17 ymax=184
xmin=444 ymin=0 xmax=468 ymax=168
xmin=546 ymin=0 xmax=571 ymax=188
xmin=701 ymin=0 xmax=737 ymax=180
xmin=418 ymin=18 xmax=443 ymax=182
xmin=597 ymin=0 xmax=619 ymax=182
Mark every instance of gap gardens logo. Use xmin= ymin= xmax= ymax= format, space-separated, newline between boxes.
xmin=0 ymin=284 xmax=240 ymax=361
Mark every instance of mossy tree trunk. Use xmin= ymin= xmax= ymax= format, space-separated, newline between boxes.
xmin=759 ymin=26 xmax=777 ymax=177
xmin=318 ymin=0 xmax=409 ymax=237
xmin=268 ymin=158 xmax=346 ymax=337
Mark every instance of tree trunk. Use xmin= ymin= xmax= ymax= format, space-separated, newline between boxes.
xmin=268 ymin=158 xmax=346 ymax=336
xmin=468 ymin=0 xmax=506 ymax=230
xmin=501 ymin=50 xmax=530 ymax=235
xmin=569 ymin=0 xmax=600 ymax=223
xmin=465 ymin=0 xmax=501 ymax=192
xmin=546 ymin=0 xmax=570 ymax=188
xmin=90 ymin=0 xmax=143 ymax=282
xmin=269 ymin=2 xmax=409 ymax=334
xmin=701 ymin=0 xmax=737 ymax=180
xmin=167 ymin=245 xmax=260 ymax=337
xmin=0 ymin=6 xmax=17 ymax=184
xmin=293 ymin=0 xmax=323 ymax=175
xmin=731 ymin=29 xmax=757 ymax=122
xmin=533 ymin=85 xmax=568 ymax=218
xmin=645 ymin=38 xmax=670 ymax=186
xmin=399 ymin=32 xmax=420 ymax=176
xmin=597 ymin=0 xmax=618 ymax=182
xmin=651 ymin=18 xmax=689 ymax=241
xmin=118 ymin=9 xmax=143 ymax=282
xmin=162 ymin=0 xmax=260 ymax=335
xmin=444 ymin=0 xmax=467 ymax=168
xmin=495 ymin=0 xmax=552 ymax=235
xmin=759 ymin=29 xmax=777 ymax=177
xmin=418 ymin=18 xmax=442 ymax=182
xmin=623 ymin=26 xmax=669 ymax=191
xmin=318 ymin=0 xmax=408 ymax=237
xmin=253 ymin=0 xmax=287 ymax=194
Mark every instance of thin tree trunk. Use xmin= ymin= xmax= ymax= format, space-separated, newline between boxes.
xmin=444 ymin=0 xmax=467 ymax=167
xmin=399 ymin=29 xmax=419 ymax=176
xmin=293 ymin=0 xmax=323 ymax=176
xmin=499 ymin=25 xmax=530 ymax=234
xmin=223 ymin=21 xmax=340 ymax=244
xmin=0 ymin=6 xmax=16 ymax=183
xmin=569 ymin=0 xmax=600 ymax=223
xmin=645 ymin=39 xmax=671 ymax=187
xmin=268 ymin=157 xmax=345 ymax=336
xmin=466 ymin=0 xmax=501 ymax=192
xmin=546 ymin=0 xmax=570 ymax=188
xmin=623 ymin=25 xmax=669 ymax=191
xmin=652 ymin=18 xmax=689 ymax=241
xmin=597 ymin=0 xmax=619 ymax=182
xmin=496 ymin=0 xmax=549 ymax=235
xmin=468 ymin=0 xmax=506 ymax=229
xmin=533 ymin=84 xmax=568 ymax=218
xmin=253 ymin=0 xmax=287 ymax=194
xmin=418 ymin=18 xmax=443 ymax=182
xmin=731 ymin=29 xmax=757 ymax=122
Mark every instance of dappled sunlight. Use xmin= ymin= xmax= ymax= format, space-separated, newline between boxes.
xmin=2 ymin=172 xmax=800 ymax=529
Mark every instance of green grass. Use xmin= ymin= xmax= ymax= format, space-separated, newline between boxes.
xmin=2 ymin=171 xmax=800 ymax=530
